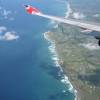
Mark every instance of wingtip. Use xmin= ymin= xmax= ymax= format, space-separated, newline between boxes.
xmin=22 ymin=4 xmax=30 ymax=8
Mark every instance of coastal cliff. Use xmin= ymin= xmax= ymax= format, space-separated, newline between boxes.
xmin=44 ymin=23 xmax=100 ymax=100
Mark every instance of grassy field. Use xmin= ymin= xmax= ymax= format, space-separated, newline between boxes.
xmin=45 ymin=23 xmax=100 ymax=100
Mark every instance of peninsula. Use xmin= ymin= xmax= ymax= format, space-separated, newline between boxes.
xmin=45 ymin=23 xmax=100 ymax=100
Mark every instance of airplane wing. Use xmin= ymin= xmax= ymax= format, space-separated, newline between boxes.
xmin=24 ymin=5 xmax=100 ymax=46
xmin=24 ymin=5 xmax=100 ymax=32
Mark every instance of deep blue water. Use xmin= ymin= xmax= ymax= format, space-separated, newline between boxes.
xmin=0 ymin=0 xmax=74 ymax=100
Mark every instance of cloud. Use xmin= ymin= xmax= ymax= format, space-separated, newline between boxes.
xmin=48 ymin=20 xmax=59 ymax=28
xmin=56 ymin=1 xmax=73 ymax=18
xmin=64 ymin=1 xmax=86 ymax=20
xmin=2 ymin=9 xmax=11 ymax=19
xmin=0 ymin=26 xmax=19 ymax=41
xmin=0 ymin=32 xmax=19 ymax=41
xmin=0 ymin=6 xmax=14 ymax=20
xmin=93 ymin=14 xmax=100 ymax=18
xmin=72 ymin=12 xmax=85 ymax=19
xmin=79 ymin=43 xmax=99 ymax=50
xmin=65 ymin=2 xmax=73 ymax=18
xmin=0 ymin=26 xmax=7 ymax=33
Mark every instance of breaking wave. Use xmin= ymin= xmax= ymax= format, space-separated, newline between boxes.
xmin=43 ymin=31 xmax=77 ymax=100
xmin=43 ymin=1 xmax=78 ymax=99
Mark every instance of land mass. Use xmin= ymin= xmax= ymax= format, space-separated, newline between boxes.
xmin=45 ymin=23 xmax=100 ymax=100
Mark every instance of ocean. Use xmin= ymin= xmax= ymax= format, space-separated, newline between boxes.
xmin=0 ymin=0 xmax=75 ymax=100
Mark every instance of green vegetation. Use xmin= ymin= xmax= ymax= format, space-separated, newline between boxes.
xmin=46 ymin=23 xmax=100 ymax=100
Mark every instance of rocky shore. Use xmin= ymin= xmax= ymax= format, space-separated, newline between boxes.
xmin=44 ymin=23 xmax=100 ymax=100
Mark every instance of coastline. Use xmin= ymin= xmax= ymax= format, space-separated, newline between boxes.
xmin=42 ymin=2 xmax=100 ymax=100
xmin=43 ymin=31 xmax=78 ymax=100
xmin=42 ymin=1 xmax=100 ymax=100
xmin=43 ymin=27 xmax=100 ymax=100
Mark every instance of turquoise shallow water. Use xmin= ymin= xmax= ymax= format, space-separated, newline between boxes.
xmin=0 ymin=0 xmax=74 ymax=100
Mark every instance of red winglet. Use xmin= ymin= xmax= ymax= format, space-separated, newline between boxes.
xmin=26 ymin=6 xmax=40 ymax=14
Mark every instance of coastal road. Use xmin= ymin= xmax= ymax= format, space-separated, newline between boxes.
xmin=35 ymin=13 xmax=100 ymax=32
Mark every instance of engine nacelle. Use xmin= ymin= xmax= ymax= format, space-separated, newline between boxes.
xmin=98 ymin=40 xmax=100 ymax=46
xmin=95 ymin=37 xmax=100 ymax=46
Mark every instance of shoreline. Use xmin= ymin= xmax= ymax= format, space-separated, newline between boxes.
xmin=43 ymin=24 xmax=100 ymax=100
xmin=43 ymin=31 xmax=78 ymax=100
xmin=42 ymin=1 xmax=100 ymax=100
